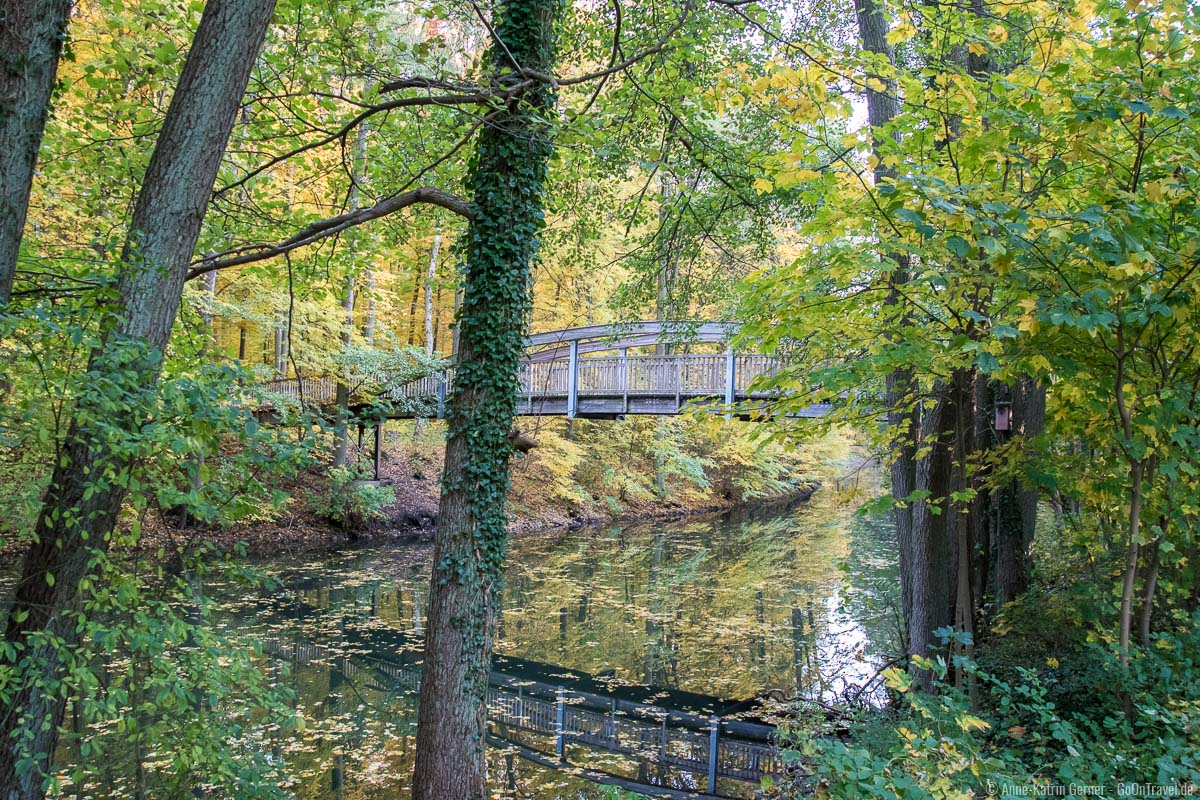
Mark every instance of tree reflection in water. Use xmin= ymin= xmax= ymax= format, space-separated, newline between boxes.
xmin=205 ymin=492 xmax=898 ymax=799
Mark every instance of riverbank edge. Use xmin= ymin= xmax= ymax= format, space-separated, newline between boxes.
xmin=193 ymin=480 xmax=823 ymax=559
xmin=0 ymin=463 xmax=822 ymax=566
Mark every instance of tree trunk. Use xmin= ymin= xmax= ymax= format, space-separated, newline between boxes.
xmin=333 ymin=278 xmax=355 ymax=467
xmin=364 ymin=271 xmax=376 ymax=345
xmin=1118 ymin=459 xmax=1146 ymax=668
xmin=652 ymin=150 xmax=680 ymax=495
xmin=0 ymin=2 xmax=277 ymax=795
xmin=273 ymin=310 xmax=288 ymax=376
xmin=0 ymin=0 xmax=71 ymax=305
xmin=854 ymin=0 xmax=920 ymax=654
xmin=432 ymin=282 xmax=444 ymax=354
xmin=414 ymin=230 xmax=441 ymax=437
xmin=452 ymin=285 xmax=463 ymax=356
xmin=350 ymin=121 xmax=373 ymax=346
xmin=907 ymin=387 xmax=958 ymax=671
xmin=407 ymin=258 xmax=422 ymax=345
xmin=1016 ymin=380 xmax=1045 ymax=551
xmin=411 ymin=2 xmax=558 ymax=797
xmin=334 ymin=118 xmax=369 ymax=464
xmin=989 ymin=479 xmax=1027 ymax=604
xmin=1139 ymin=529 xmax=1164 ymax=646
xmin=202 ymin=270 xmax=217 ymax=327
xmin=987 ymin=377 xmax=1045 ymax=608
xmin=424 ymin=231 xmax=440 ymax=357
xmin=655 ymin=167 xmax=679 ymax=341
xmin=951 ymin=369 xmax=978 ymax=702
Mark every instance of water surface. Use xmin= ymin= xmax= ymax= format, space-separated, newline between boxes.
xmin=236 ymin=493 xmax=898 ymax=798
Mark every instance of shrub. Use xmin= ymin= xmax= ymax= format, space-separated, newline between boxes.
xmin=775 ymin=627 xmax=1200 ymax=799
xmin=308 ymin=466 xmax=395 ymax=530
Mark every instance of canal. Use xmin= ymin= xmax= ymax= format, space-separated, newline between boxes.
xmin=230 ymin=492 xmax=898 ymax=799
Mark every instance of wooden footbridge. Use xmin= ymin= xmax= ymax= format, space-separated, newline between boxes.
xmin=262 ymin=321 xmax=831 ymax=420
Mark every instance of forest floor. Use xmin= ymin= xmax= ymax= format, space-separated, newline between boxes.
xmin=137 ymin=437 xmax=820 ymax=558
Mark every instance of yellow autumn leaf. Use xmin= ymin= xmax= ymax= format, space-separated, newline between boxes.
xmin=886 ymin=17 xmax=917 ymax=45
xmin=775 ymin=168 xmax=821 ymax=188
xmin=1041 ymin=95 xmax=1066 ymax=114
xmin=752 ymin=177 xmax=774 ymax=194
xmin=957 ymin=713 xmax=991 ymax=733
xmin=883 ymin=667 xmax=912 ymax=693
xmin=1144 ymin=179 xmax=1183 ymax=204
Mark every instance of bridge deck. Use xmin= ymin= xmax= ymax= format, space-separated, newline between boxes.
xmin=263 ymin=353 xmax=826 ymax=420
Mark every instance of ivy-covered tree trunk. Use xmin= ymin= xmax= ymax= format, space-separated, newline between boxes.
xmin=411 ymin=1 xmax=557 ymax=797
xmin=0 ymin=1 xmax=276 ymax=795
xmin=0 ymin=0 xmax=72 ymax=306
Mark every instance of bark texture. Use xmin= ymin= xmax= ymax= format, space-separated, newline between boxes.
xmin=908 ymin=389 xmax=958 ymax=660
xmin=854 ymin=0 xmax=927 ymax=656
xmin=412 ymin=2 xmax=558 ymax=797
xmin=0 ymin=0 xmax=72 ymax=305
xmin=984 ymin=378 xmax=1045 ymax=607
xmin=0 ymin=1 xmax=277 ymax=795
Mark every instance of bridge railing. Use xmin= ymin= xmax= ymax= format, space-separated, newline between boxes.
xmin=257 ymin=352 xmax=801 ymax=419
xmin=261 ymin=376 xmax=339 ymax=406
xmin=735 ymin=354 xmax=785 ymax=395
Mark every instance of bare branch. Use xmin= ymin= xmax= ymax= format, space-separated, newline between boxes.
xmin=576 ymin=0 xmax=623 ymax=117
xmin=378 ymin=75 xmax=484 ymax=93
xmin=186 ymin=187 xmax=473 ymax=280
xmin=214 ymin=87 xmax=530 ymax=197
xmin=518 ymin=9 xmax=687 ymax=89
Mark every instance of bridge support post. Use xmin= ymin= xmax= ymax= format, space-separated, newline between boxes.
xmin=620 ymin=347 xmax=629 ymax=414
xmin=525 ymin=362 xmax=533 ymax=415
xmin=724 ymin=343 xmax=736 ymax=414
xmin=555 ymin=686 xmax=566 ymax=761
xmin=373 ymin=419 xmax=383 ymax=481
xmin=566 ymin=340 xmax=579 ymax=419
xmin=675 ymin=357 xmax=682 ymax=411
xmin=708 ymin=715 xmax=720 ymax=794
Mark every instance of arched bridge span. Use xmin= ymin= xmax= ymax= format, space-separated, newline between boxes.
xmin=264 ymin=321 xmax=828 ymax=420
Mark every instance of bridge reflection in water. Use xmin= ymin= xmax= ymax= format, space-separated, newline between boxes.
xmin=262 ymin=321 xmax=830 ymax=420
xmin=242 ymin=502 xmax=906 ymax=798
xmin=261 ymin=635 xmax=784 ymax=799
